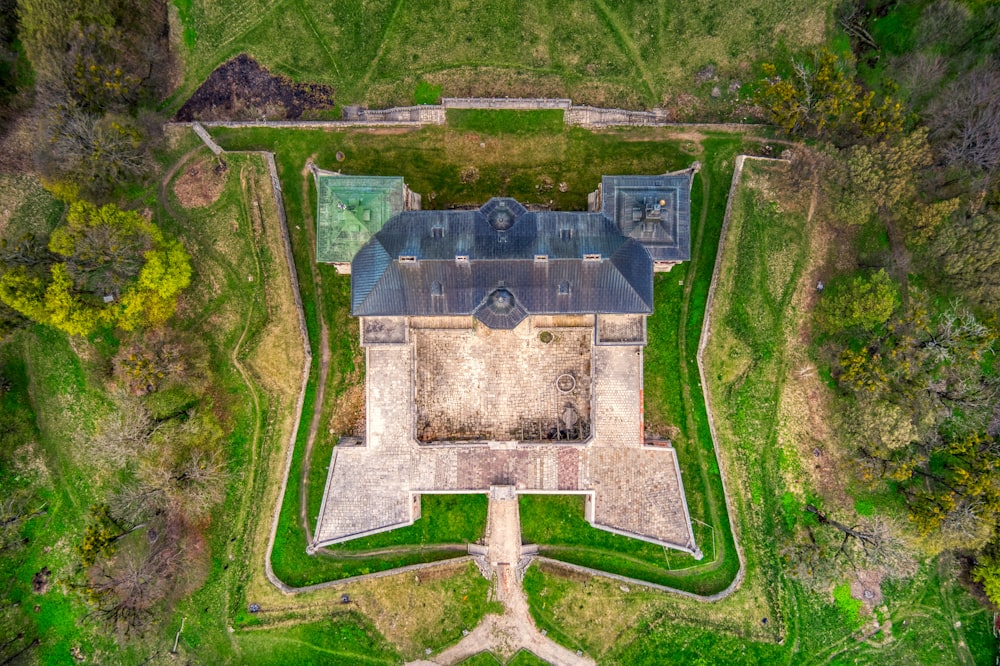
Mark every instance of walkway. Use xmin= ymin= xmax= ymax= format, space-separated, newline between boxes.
xmin=410 ymin=487 xmax=595 ymax=666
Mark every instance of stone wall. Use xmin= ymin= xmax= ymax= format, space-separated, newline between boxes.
xmin=564 ymin=105 xmax=669 ymax=127
xmin=174 ymin=97 xmax=765 ymax=131
xmin=442 ymin=97 xmax=572 ymax=110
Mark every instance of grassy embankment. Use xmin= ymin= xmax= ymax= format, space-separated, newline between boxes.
xmin=519 ymin=158 xmax=995 ymax=664
xmin=169 ymin=0 xmax=830 ymax=112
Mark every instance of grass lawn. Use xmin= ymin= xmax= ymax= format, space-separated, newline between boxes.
xmin=169 ymin=0 xmax=831 ymax=113
xmin=235 ymin=613 xmax=400 ymax=664
xmin=446 ymin=109 xmax=566 ymax=135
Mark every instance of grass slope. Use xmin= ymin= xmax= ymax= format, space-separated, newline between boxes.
xmin=169 ymin=0 xmax=830 ymax=112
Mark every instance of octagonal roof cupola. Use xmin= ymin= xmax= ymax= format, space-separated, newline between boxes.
xmin=488 ymin=205 xmax=516 ymax=231
xmin=474 ymin=286 xmax=528 ymax=329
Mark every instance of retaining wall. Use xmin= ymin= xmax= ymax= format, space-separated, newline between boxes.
xmin=171 ymin=96 xmax=766 ymax=131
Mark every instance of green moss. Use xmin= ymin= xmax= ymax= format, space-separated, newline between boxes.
xmin=833 ymin=582 xmax=864 ymax=629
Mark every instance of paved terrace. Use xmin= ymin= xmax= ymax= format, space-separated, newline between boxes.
xmin=314 ymin=320 xmax=700 ymax=556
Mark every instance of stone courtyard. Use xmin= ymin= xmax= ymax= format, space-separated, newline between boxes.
xmin=414 ymin=325 xmax=592 ymax=442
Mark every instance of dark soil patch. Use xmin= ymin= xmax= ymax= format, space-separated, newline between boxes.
xmin=32 ymin=567 xmax=50 ymax=594
xmin=176 ymin=54 xmax=335 ymax=122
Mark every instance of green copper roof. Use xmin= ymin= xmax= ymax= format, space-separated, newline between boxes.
xmin=315 ymin=172 xmax=405 ymax=263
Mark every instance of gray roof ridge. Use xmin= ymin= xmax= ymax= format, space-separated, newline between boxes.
xmin=609 ymin=240 xmax=655 ymax=312
xmin=351 ymin=241 xmax=393 ymax=313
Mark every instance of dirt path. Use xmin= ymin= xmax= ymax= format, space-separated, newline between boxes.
xmin=297 ymin=164 xmax=331 ymax=545
xmin=419 ymin=489 xmax=594 ymax=666
xmin=884 ymin=215 xmax=912 ymax=308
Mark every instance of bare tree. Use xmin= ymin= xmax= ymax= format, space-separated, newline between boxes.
xmin=88 ymin=537 xmax=180 ymax=635
xmin=160 ymin=446 xmax=227 ymax=519
xmin=90 ymin=397 xmax=154 ymax=469
xmin=137 ymin=412 xmax=227 ymax=520
xmin=805 ymin=505 xmax=916 ymax=579
xmin=0 ymin=491 xmax=45 ymax=554
xmin=927 ymin=63 xmax=1000 ymax=174
xmin=43 ymin=108 xmax=149 ymax=189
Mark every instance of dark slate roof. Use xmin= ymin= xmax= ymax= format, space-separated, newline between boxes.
xmin=602 ymin=174 xmax=691 ymax=262
xmin=351 ymin=198 xmax=654 ymax=326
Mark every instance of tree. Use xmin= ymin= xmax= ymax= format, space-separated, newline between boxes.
xmin=932 ymin=207 xmax=1000 ymax=308
xmin=783 ymin=504 xmax=916 ymax=591
xmin=973 ymin=534 xmax=1000 ymax=607
xmin=44 ymin=109 xmax=149 ymax=190
xmin=18 ymin=0 xmax=174 ymax=191
xmin=137 ymin=411 xmax=226 ymax=520
xmin=112 ymin=330 xmax=188 ymax=396
xmin=927 ymin=63 xmax=1000 ymax=175
xmin=845 ymin=130 xmax=932 ymax=213
xmin=905 ymin=433 xmax=1000 ymax=551
xmin=816 ymin=269 xmax=900 ymax=335
xmin=759 ymin=49 xmax=906 ymax=142
xmin=0 ymin=200 xmax=191 ymax=335
xmin=806 ymin=506 xmax=916 ymax=578
xmin=85 ymin=518 xmax=181 ymax=635
xmin=90 ymin=397 xmax=154 ymax=469
xmin=116 ymin=234 xmax=192 ymax=331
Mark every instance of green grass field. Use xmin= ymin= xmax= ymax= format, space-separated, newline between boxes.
xmin=169 ymin=0 xmax=831 ymax=113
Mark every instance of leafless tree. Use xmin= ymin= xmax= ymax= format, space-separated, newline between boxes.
xmin=894 ymin=52 xmax=948 ymax=102
xmin=108 ymin=483 xmax=166 ymax=529
xmin=837 ymin=2 xmax=879 ymax=51
xmin=917 ymin=0 xmax=971 ymax=51
xmin=136 ymin=412 xmax=227 ymax=520
xmin=44 ymin=108 xmax=149 ymax=189
xmin=163 ymin=446 xmax=227 ymax=519
xmin=88 ymin=537 xmax=180 ymax=635
xmin=805 ymin=505 xmax=916 ymax=579
xmin=0 ymin=491 xmax=45 ymax=554
xmin=90 ymin=397 xmax=154 ymax=469
xmin=927 ymin=63 xmax=1000 ymax=174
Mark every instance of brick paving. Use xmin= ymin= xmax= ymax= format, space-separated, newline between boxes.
xmin=314 ymin=317 xmax=699 ymax=556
